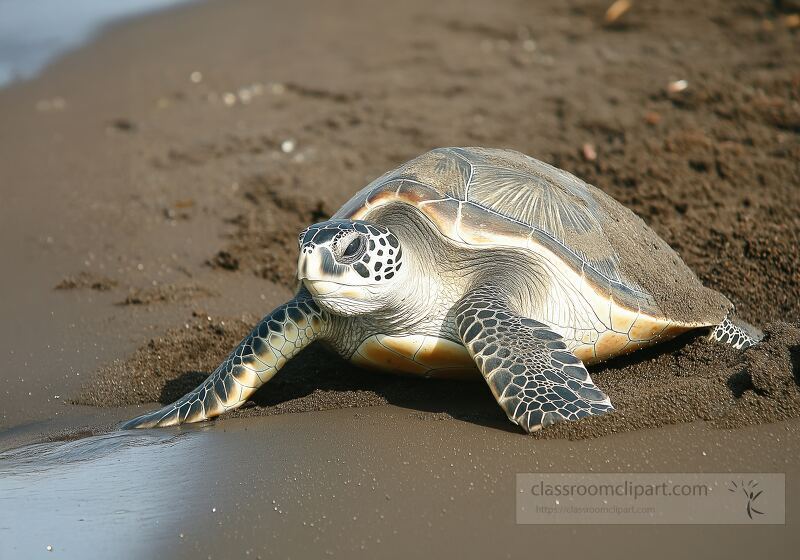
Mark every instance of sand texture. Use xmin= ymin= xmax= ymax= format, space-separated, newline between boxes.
xmin=53 ymin=0 xmax=800 ymax=437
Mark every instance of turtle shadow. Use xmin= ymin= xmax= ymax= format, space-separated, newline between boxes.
xmin=790 ymin=345 xmax=800 ymax=387
xmin=158 ymin=330 xmax=725 ymax=435
xmin=159 ymin=343 xmax=518 ymax=434
xmin=727 ymin=369 xmax=759 ymax=398
xmin=590 ymin=329 xmax=706 ymax=375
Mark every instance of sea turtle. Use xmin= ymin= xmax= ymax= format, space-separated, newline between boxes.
xmin=122 ymin=147 xmax=761 ymax=432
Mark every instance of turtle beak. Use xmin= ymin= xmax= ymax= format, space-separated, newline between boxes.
xmin=298 ymin=245 xmax=347 ymax=283
xmin=298 ymin=253 xmax=340 ymax=297
xmin=297 ymin=244 xmax=324 ymax=282
xmin=297 ymin=248 xmax=310 ymax=282
xmin=303 ymin=279 xmax=344 ymax=297
xmin=298 ymin=245 xmax=363 ymax=299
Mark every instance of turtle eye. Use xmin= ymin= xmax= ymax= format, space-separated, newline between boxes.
xmin=338 ymin=235 xmax=365 ymax=263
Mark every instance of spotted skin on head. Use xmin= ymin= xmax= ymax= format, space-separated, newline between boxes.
xmin=299 ymin=220 xmax=403 ymax=282
xmin=455 ymin=286 xmax=613 ymax=433
xmin=121 ymin=290 xmax=327 ymax=429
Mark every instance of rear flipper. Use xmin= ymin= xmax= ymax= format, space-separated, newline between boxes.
xmin=709 ymin=315 xmax=763 ymax=350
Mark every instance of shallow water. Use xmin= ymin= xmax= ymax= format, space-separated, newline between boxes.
xmin=0 ymin=0 xmax=195 ymax=87
xmin=0 ymin=413 xmax=370 ymax=559
xmin=0 ymin=430 xmax=202 ymax=558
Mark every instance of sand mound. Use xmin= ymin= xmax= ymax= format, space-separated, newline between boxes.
xmin=76 ymin=316 xmax=799 ymax=438
xmin=535 ymin=322 xmax=800 ymax=439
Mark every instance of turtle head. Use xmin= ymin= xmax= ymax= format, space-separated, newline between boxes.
xmin=297 ymin=219 xmax=404 ymax=316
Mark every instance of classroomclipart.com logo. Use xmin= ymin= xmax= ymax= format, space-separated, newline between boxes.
xmin=516 ymin=473 xmax=785 ymax=524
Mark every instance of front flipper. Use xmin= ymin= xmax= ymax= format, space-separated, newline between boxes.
xmin=455 ymin=286 xmax=613 ymax=433
xmin=121 ymin=289 xmax=328 ymax=429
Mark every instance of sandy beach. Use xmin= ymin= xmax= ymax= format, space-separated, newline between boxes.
xmin=1 ymin=0 xmax=799 ymax=557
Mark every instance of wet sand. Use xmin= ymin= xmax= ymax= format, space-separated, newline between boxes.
xmin=1 ymin=0 xmax=799 ymax=557
xmin=3 ymin=410 xmax=800 ymax=559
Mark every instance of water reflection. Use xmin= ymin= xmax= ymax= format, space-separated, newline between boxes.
xmin=0 ymin=429 xmax=204 ymax=559
xmin=0 ymin=431 xmax=186 ymax=474
xmin=0 ymin=411 xmax=389 ymax=559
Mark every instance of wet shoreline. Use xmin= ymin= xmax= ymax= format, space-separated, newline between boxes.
xmin=3 ymin=410 xmax=799 ymax=558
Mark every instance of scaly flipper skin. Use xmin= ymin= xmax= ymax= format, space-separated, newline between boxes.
xmin=455 ymin=286 xmax=613 ymax=433
xmin=121 ymin=290 xmax=328 ymax=429
xmin=709 ymin=315 xmax=763 ymax=350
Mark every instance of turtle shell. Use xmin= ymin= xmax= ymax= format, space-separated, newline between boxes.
xmin=333 ymin=147 xmax=730 ymax=324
